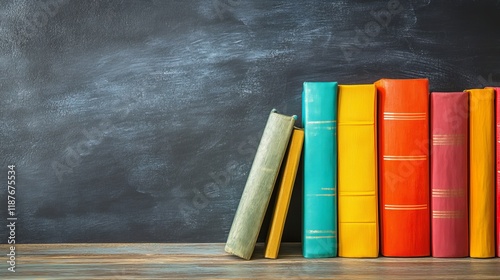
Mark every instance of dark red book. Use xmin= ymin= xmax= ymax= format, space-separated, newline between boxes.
xmin=497 ymin=87 xmax=500 ymax=258
xmin=491 ymin=87 xmax=500 ymax=257
xmin=375 ymin=78 xmax=430 ymax=257
xmin=430 ymin=92 xmax=468 ymax=257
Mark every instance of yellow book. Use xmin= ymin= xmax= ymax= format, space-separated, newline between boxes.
xmin=264 ymin=128 xmax=304 ymax=259
xmin=467 ymin=88 xmax=495 ymax=258
xmin=337 ymin=84 xmax=379 ymax=257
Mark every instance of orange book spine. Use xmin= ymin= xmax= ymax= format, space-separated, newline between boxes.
xmin=467 ymin=88 xmax=495 ymax=258
xmin=375 ymin=78 xmax=430 ymax=257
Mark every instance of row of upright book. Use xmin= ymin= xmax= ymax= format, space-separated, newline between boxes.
xmin=225 ymin=78 xmax=500 ymax=260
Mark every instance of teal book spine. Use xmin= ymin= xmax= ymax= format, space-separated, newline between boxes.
xmin=302 ymin=82 xmax=338 ymax=258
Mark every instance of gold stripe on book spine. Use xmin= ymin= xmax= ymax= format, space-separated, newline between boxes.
xmin=432 ymin=210 xmax=464 ymax=219
xmin=432 ymin=188 xmax=465 ymax=197
xmin=432 ymin=134 xmax=465 ymax=146
xmin=383 ymin=155 xmax=427 ymax=160
xmin=307 ymin=230 xmax=337 ymax=234
xmin=384 ymin=112 xmax=426 ymax=115
xmin=385 ymin=204 xmax=428 ymax=210
xmin=338 ymin=191 xmax=375 ymax=196
xmin=306 ymin=120 xmax=337 ymax=124
xmin=338 ymin=121 xmax=374 ymax=126
xmin=383 ymin=112 xmax=426 ymax=120
xmin=305 ymin=229 xmax=337 ymax=239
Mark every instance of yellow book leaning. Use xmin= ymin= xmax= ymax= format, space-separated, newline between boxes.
xmin=467 ymin=88 xmax=495 ymax=258
xmin=337 ymin=84 xmax=379 ymax=257
xmin=264 ymin=128 xmax=304 ymax=259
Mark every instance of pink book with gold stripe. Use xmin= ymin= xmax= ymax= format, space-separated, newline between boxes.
xmin=430 ymin=92 xmax=468 ymax=257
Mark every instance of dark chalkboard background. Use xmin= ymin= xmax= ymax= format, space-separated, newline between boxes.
xmin=1 ymin=0 xmax=499 ymax=243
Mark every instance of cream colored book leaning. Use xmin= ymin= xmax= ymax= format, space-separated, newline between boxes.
xmin=225 ymin=109 xmax=296 ymax=260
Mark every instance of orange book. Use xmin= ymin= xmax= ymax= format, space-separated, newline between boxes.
xmin=467 ymin=88 xmax=495 ymax=258
xmin=375 ymin=78 xmax=430 ymax=257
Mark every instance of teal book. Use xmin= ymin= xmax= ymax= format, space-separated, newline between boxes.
xmin=302 ymin=82 xmax=338 ymax=258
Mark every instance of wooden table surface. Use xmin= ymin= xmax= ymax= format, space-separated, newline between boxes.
xmin=1 ymin=243 xmax=499 ymax=279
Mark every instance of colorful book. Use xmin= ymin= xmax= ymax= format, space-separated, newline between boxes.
xmin=337 ymin=84 xmax=379 ymax=258
xmin=467 ymin=88 xmax=495 ymax=258
xmin=302 ymin=82 xmax=338 ymax=258
xmin=225 ymin=109 xmax=296 ymax=260
xmin=487 ymin=87 xmax=500 ymax=257
xmin=265 ymin=128 xmax=304 ymax=259
xmin=430 ymin=92 xmax=469 ymax=257
xmin=494 ymin=87 xmax=500 ymax=258
xmin=375 ymin=78 xmax=430 ymax=257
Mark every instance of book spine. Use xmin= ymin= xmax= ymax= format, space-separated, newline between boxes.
xmin=337 ymin=84 xmax=379 ymax=258
xmin=265 ymin=128 xmax=304 ymax=259
xmin=302 ymin=82 xmax=338 ymax=258
xmin=375 ymin=78 xmax=430 ymax=257
xmin=496 ymin=87 xmax=500 ymax=258
xmin=467 ymin=89 xmax=495 ymax=258
xmin=430 ymin=92 xmax=469 ymax=257
xmin=225 ymin=110 xmax=296 ymax=260
xmin=487 ymin=86 xmax=500 ymax=257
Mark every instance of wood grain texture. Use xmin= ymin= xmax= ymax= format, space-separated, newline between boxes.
xmin=1 ymin=0 xmax=500 ymax=244
xmin=1 ymin=243 xmax=500 ymax=279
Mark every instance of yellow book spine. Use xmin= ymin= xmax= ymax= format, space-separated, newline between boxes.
xmin=467 ymin=88 xmax=495 ymax=258
xmin=337 ymin=84 xmax=379 ymax=257
xmin=264 ymin=128 xmax=304 ymax=259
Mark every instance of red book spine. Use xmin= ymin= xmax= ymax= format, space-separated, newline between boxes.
xmin=375 ymin=79 xmax=430 ymax=257
xmin=495 ymin=87 xmax=500 ymax=257
xmin=430 ymin=92 xmax=468 ymax=257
